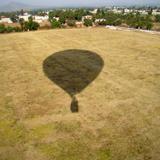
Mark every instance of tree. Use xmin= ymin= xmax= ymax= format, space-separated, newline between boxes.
xmin=155 ymin=15 xmax=160 ymax=22
xmin=59 ymin=13 xmax=66 ymax=24
xmin=19 ymin=18 xmax=25 ymax=31
xmin=10 ymin=15 xmax=18 ymax=23
xmin=113 ymin=18 xmax=122 ymax=26
xmin=74 ymin=9 xmax=86 ymax=21
xmin=51 ymin=19 xmax=61 ymax=28
xmin=24 ymin=17 xmax=40 ymax=31
xmin=0 ymin=24 xmax=6 ymax=33
xmin=145 ymin=21 xmax=153 ymax=30
xmin=84 ymin=19 xmax=93 ymax=27
xmin=14 ymin=27 xmax=22 ymax=32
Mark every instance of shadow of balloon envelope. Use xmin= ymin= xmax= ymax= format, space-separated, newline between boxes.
xmin=43 ymin=49 xmax=104 ymax=112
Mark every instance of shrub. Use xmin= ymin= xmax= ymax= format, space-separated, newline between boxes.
xmin=0 ymin=24 xmax=6 ymax=33
xmin=145 ymin=22 xmax=153 ymax=30
xmin=113 ymin=19 xmax=122 ymax=26
xmin=14 ymin=27 xmax=22 ymax=32
xmin=155 ymin=15 xmax=160 ymax=23
xmin=6 ymin=26 xmax=14 ymax=33
xmin=51 ymin=19 xmax=61 ymax=28
xmin=24 ymin=21 xmax=40 ymax=31
xmin=67 ymin=20 xmax=76 ymax=27
xmin=84 ymin=19 xmax=93 ymax=27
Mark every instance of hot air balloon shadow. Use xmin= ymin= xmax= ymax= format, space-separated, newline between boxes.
xmin=43 ymin=49 xmax=104 ymax=112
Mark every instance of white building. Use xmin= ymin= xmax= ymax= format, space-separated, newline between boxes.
xmin=0 ymin=18 xmax=13 ymax=24
xmin=112 ymin=8 xmax=122 ymax=14
xmin=82 ymin=15 xmax=93 ymax=22
xmin=33 ymin=15 xmax=49 ymax=23
xmin=53 ymin=17 xmax=59 ymax=21
xmin=139 ymin=10 xmax=148 ymax=15
xmin=90 ymin=9 xmax=98 ymax=14
xmin=18 ymin=12 xmax=31 ymax=21
xmin=95 ymin=19 xmax=106 ymax=23
xmin=124 ymin=8 xmax=132 ymax=14
xmin=152 ymin=10 xmax=160 ymax=15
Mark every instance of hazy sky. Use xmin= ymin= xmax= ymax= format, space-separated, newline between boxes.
xmin=0 ymin=0 xmax=160 ymax=6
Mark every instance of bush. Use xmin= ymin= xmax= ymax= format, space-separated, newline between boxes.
xmin=24 ymin=21 xmax=40 ymax=31
xmin=155 ymin=15 xmax=160 ymax=23
xmin=113 ymin=19 xmax=122 ymax=26
xmin=67 ymin=20 xmax=76 ymax=27
xmin=84 ymin=19 xmax=93 ymax=27
xmin=51 ymin=19 xmax=61 ymax=28
xmin=0 ymin=24 xmax=6 ymax=33
xmin=6 ymin=26 xmax=14 ymax=33
xmin=145 ymin=22 xmax=153 ymax=30
xmin=97 ymin=20 xmax=107 ymax=26
xmin=14 ymin=27 xmax=22 ymax=32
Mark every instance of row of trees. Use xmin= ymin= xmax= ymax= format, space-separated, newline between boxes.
xmin=93 ymin=9 xmax=154 ymax=30
xmin=48 ymin=9 xmax=155 ymax=30
xmin=0 ymin=24 xmax=22 ymax=33
xmin=0 ymin=16 xmax=40 ymax=33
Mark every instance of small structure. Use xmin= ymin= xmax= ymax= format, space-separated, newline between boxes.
xmin=139 ymin=10 xmax=148 ymax=15
xmin=75 ymin=21 xmax=83 ymax=28
xmin=112 ymin=8 xmax=123 ymax=14
xmin=33 ymin=15 xmax=49 ymax=23
xmin=0 ymin=17 xmax=13 ymax=24
xmin=152 ymin=10 xmax=160 ymax=15
xmin=82 ymin=15 xmax=93 ymax=22
xmin=95 ymin=19 xmax=106 ymax=23
xmin=124 ymin=8 xmax=132 ymax=14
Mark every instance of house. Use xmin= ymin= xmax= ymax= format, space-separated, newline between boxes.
xmin=33 ymin=15 xmax=49 ymax=23
xmin=139 ymin=10 xmax=148 ymax=15
xmin=112 ymin=8 xmax=122 ymax=14
xmin=82 ymin=15 xmax=93 ymax=22
xmin=152 ymin=10 xmax=160 ymax=15
xmin=0 ymin=17 xmax=13 ymax=24
xmin=124 ymin=8 xmax=132 ymax=14
xmin=19 ymin=12 xmax=31 ymax=21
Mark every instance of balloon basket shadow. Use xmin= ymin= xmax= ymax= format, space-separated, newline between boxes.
xmin=71 ymin=96 xmax=79 ymax=113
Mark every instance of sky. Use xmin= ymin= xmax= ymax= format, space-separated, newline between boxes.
xmin=0 ymin=0 xmax=160 ymax=7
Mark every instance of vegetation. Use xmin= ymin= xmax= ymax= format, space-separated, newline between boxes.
xmin=1 ymin=8 xmax=160 ymax=34
xmin=0 ymin=24 xmax=21 ymax=33
xmin=66 ymin=19 xmax=76 ymax=27
xmin=84 ymin=19 xmax=93 ymax=27
xmin=51 ymin=18 xmax=61 ymax=28
xmin=0 ymin=24 xmax=6 ymax=33
xmin=155 ymin=15 xmax=160 ymax=22
xmin=24 ymin=17 xmax=39 ymax=31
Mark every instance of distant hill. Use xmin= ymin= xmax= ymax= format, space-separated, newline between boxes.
xmin=0 ymin=2 xmax=41 ymax=12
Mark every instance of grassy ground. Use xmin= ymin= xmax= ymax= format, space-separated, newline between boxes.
xmin=0 ymin=28 xmax=160 ymax=160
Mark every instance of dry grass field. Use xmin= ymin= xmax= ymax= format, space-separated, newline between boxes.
xmin=0 ymin=28 xmax=160 ymax=160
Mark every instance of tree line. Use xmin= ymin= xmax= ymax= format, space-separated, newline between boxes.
xmin=0 ymin=8 xmax=160 ymax=33
xmin=0 ymin=16 xmax=39 ymax=33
